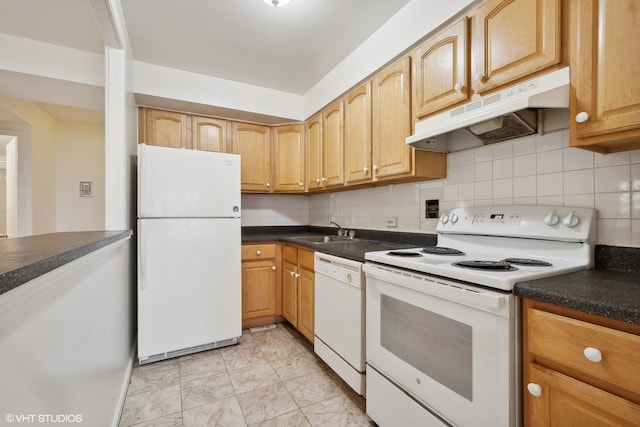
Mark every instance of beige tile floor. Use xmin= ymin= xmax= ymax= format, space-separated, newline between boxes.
xmin=119 ymin=323 xmax=374 ymax=426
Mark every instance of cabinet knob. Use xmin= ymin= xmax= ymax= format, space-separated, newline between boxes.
xmin=475 ymin=72 xmax=485 ymax=82
xmin=583 ymin=347 xmax=602 ymax=363
xmin=363 ymin=167 xmax=369 ymax=173
xmin=527 ymin=383 xmax=542 ymax=397
xmin=299 ymin=182 xmax=304 ymax=187
xmin=575 ymin=111 xmax=590 ymax=123
xmin=295 ymin=273 xmax=300 ymax=278
xmin=266 ymin=182 xmax=271 ymax=187
xmin=454 ymin=82 xmax=463 ymax=92
xmin=272 ymin=265 xmax=276 ymax=270
xmin=256 ymin=250 xmax=261 ymax=255
xmin=316 ymin=178 xmax=321 ymax=184
xmin=372 ymin=165 xmax=379 ymax=172
xmin=321 ymin=177 xmax=326 ymax=182
xmin=290 ymin=271 xmax=295 ymax=277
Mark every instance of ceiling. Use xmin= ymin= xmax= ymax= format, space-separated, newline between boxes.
xmin=0 ymin=0 xmax=413 ymax=123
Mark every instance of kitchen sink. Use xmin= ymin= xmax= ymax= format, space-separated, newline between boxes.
xmin=290 ymin=235 xmax=360 ymax=244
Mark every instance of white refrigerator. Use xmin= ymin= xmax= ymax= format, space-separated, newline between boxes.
xmin=137 ymin=144 xmax=241 ymax=364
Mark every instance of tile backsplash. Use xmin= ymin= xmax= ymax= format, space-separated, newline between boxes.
xmin=242 ymin=129 xmax=640 ymax=247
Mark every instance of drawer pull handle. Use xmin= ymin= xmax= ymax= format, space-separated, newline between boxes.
xmin=527 ymin=383 xmax=542 ymax=397
xmin=584 ymin=347 xmax=602 ymax=363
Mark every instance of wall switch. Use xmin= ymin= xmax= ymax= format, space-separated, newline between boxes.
xmin=385 ymin=216 xmax=398 ymax=227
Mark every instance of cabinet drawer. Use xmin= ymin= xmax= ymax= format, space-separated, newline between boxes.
xmin=242 ymin=244 xmax=276 ymax=260
xmin=298 ymin=248 xmax=314 ymax=271
xmin=528 ymin=308 xmax=640 ymax=395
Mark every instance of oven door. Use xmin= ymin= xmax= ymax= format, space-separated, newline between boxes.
xmin=364 ymin=263 xmax=519 ymax=427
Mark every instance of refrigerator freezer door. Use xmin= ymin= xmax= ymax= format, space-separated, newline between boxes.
xmin=138 ymin=217 xmax=241 ymax=360
xmin=138 ymin=144 xmax=241 ymax=218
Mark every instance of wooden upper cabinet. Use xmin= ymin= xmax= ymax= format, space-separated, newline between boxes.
xmin=273 ymin=124 xmax=306 ymax=192
xmin=232 ymin=122 xmax=272 ymax=192
xmin=473 ymin=0 xmax=561 ymax=94
xmin=142 ymin=108 xmax=190 ymax=149
xmin=372 ymin=56 xmax=413 ymax=180
xmin=569 ymin=0 xmax=640 ymax=153
xmin=322 ymin=101 xmax=345 ymax=188
xmin=344 ymin=83 xmax=372 ymax=185
xmin=413 ymin=17 xmax=469 ymax=120
xmin=191 ymin=116 xmax=229 ymax=152
xmin=306 ymin=114 xmax=323 ymax=190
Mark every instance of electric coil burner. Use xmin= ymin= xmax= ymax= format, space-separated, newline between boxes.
xmin=421 ymin=246 xmax=465 ymax=255
xmin=363 ymin=206 xmax=597 ymax=427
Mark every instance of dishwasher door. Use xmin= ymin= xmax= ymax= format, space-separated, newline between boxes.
xmin=314 ymin=252 xmax=365 ymax=394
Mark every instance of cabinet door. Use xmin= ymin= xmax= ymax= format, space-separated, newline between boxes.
xmin=306 ymin=114 xmax=323 ymax=190
xmin=192 ymin=116 xmax=229 ymax=152
xmin=413 ymin=17 xmax=469 ymax=120
xmin=570 ymin=0 xmax=640 ymax=153
xmin=344 ymin=83 xmax=372 ymax=185
xmin=232 ymin=122 xmax=271 ymax=192
xmin=282 ymin=261 xmax=298 ymax=327
xmin=297 ymin=267 xmax=315 ymax=343
xmin=241 ymin=259 xmax=276 ymax=320
xmin=526 ymin=364 xmax=640 ymax=426
xmin=273 ymin=124 xmax=306 ymax=192
xmin=474 ymin=0 xmax=561 ymax=94
xmin=372 ymin=56 xmax=413 ymax=180
xmin=144 ymin=109 xmax=190 ymax=149
xmin=322 ymin=101 xmax=345 ymax=188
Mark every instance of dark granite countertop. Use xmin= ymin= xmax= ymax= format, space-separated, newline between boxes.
xmin=242 ymin=226 xmax=436 ymax=263
xmin=515 ymin=245 xmax=640 ymax=326
xmin=0 ymin=230 xmax=133 ymax=295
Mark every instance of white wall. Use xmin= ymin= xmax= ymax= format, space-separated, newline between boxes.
xmin=55 ymin=122 xmax=105 ymax=231
xmin=241 ymin=194 xmax=309 ymax=226
xmin=245 ymin=129 xmax=640 ymax=248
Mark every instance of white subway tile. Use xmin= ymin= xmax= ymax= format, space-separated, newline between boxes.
xmin=633 ymin=193 xmax=640 ymax=219
xmin=513 ymin=153 xmax=536 ymax=177
xmin=512 ymin=135 xmax=537 ymax=156
xmin=458 ymin=164 xmax=475 ymax=183
xmin=632 ymin=164 xmax=640 ymax=191
xmin=474 ymin=146 xmax=493 ymax=163
xmin=632 ymin=220 xmax=640 ymax=246
xmin=594 ymin=165 xmax=630 ymax=192
xmin=537 ymin=149 xmax=563 ymax=174
xmin=492 ymin=141 xmax=513 ymax=159
xmin=493 ymin=178 xmax=513 ymax=199
xmin=563 ymin=169 xmax=594 ymax=195
xmin=443 ymin=184 xmax=458 ymax=202
xmin=475 ymin=161 xmax=492 ymax=181
xmin=564 ymin=194 xmax=594 ymax=208
xmin=458 ymin=182 xmax=475 ymax=200
xmin=630 ymin=150 xmax=640 ymax=164
xmin=474 ymin=180 xmax=492 ymax=200
xmin=597 ymin=219 xmax=631 ymax=246
xmin=493 ymin=157 xmax=513 ymax=179
xmin=514 ymin=197 xmax=537 ymax=205
xmin=536 ymin=173 xmax=563 ymax=196
xmin=594 ymin=193 xmax=630 ymax=219
xmin=563 ymin=147 xmax=594 ymax=171
xmin=536 ymin=132 xmax=563 ymax=152
xmin=493 ymin=197 xmax=513 ymax=206
xmin=537 ymin=196 xmax=564 ymax=206
xmin=514 ymin=176 xmax=536 ymax=197
xmin=595 ymin=151 xmax=631 ymax=167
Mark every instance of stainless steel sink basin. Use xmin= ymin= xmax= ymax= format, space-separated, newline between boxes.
xmin=291 ymin=235 xmax=360 ymax=244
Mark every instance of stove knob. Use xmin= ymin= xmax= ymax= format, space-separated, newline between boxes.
xmin=544 ymin=212 xmax=559 ymax=226
xmin=450 ymin=213 xmax=459 ymax=224
xmin=562 ymin=212 xmax=580 ymax=228
xmin=440 ymin=214 xmax=449 ymax=224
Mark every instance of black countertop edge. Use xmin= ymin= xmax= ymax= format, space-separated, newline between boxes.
xmin=242 ymin=226 xmax=437 ymax=262
xmin=0 ymin=230 xmax=133 ymax=296
xmin=515 ymin=269 xmax=640 ymax=326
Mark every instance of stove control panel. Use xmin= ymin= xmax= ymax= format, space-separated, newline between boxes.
xmin=437 ymin=205 xmax=596 ymax=242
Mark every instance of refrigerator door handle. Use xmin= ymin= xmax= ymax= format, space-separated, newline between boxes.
xmin=139 ymin=220 xmax=146 ymax=290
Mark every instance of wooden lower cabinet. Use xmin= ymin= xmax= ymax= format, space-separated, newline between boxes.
xmin=282 ymin=245 xmax=314 ymax=342
xmin=523 ymin=299 xmax=640 ymax=426
xmin=241 ymin=244 xmax=280 ymax=328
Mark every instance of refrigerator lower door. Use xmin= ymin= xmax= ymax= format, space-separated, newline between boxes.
xmin=138 ymin=217 xmax=241 ymax=362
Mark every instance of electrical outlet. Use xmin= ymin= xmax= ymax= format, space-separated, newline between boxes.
xmin=385 ymin=216 xmax=398 ymax=227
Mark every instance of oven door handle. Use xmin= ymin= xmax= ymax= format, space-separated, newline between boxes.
xmin=364 ymin=264 xmax=509 ymax=313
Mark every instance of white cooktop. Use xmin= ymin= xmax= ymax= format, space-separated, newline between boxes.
xmin=365 ymin=205 xmax=597 ymax=291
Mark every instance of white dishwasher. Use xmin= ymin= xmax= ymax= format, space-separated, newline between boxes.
xmin=314 ymin=252 xmax=365 ymax=395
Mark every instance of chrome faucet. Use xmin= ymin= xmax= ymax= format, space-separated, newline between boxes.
xmin=329 ymin=220 xmax=345 ymax=236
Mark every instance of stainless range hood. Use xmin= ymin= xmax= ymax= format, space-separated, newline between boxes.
xmin=407 ymin=67 xmax=570 ymax=152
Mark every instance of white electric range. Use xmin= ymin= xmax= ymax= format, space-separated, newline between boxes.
xmin=363 ymin=205 xmax=596 ymax=427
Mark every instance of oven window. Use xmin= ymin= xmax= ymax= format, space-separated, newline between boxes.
xmin=380 ymin=294 xmax=473 ymax=401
